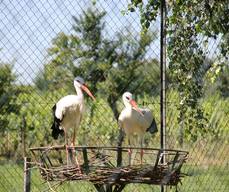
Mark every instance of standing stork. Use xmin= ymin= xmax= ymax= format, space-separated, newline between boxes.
xmin=51 ymin=76 xmax=95 ymax=168
xmin=118 ymin=92 xmax=157 ymax=165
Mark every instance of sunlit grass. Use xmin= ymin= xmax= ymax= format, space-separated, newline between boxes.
xmin=0 ymin=162 xmax=228 ymax=192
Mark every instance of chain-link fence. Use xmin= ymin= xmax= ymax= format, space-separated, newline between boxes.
xmin=0 ymin=0 xmax=228 ymax=191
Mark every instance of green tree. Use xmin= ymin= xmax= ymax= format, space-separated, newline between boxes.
xmin=0 ymin=63 xmax=20 ymax=158
xmin=204 ymin=59 xmax=229 ymax=98
xmin=36 ymin=8 xmax=160 ymax=121
xmin=128 ymin=0 xmax=228 ymax=144
xmin=167 ymin=0 xmax=228 ymax=144
xmin=215 ymin=65 xmax=229 ymax=98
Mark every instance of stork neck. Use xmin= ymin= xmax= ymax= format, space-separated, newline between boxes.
xmin=75 ymin=86 xmax=84 ymax=99
xmin=124 ymin=102 xmax=132 ymax=109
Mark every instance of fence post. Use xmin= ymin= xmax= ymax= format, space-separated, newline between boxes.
xmin=24 ymin=157 xmax=31 ymax=192
xmin=160 ymin=0 xmax=167 ymax=191
xmin=21 ymin=115 xmax=26 ymax=158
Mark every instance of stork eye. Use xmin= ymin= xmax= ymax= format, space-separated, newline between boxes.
xmin=76 ymin=80 xmax=80 ymax=83
xmin=126 ymin=96 xmax=130 ymax=100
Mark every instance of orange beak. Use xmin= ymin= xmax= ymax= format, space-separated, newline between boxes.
xmin=81 ymin=84 xmax=96 ymax=101
xmin=130 ymin=99 xmax=144 ymax=116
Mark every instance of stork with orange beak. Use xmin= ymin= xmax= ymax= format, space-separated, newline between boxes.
xmin=118 ymin=92 xmax=157 ymax=165
xmin=51 ymin=76 xmax=95 ymax=168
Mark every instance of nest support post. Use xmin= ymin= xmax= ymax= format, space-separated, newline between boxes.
xmin=93 ymin=183 xmax=126 ymax=192
xmin=24 ymin=157 xmax=31 ymax=192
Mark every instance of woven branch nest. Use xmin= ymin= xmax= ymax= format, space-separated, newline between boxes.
xmin=30 ymin=146 xmax=188 ymax=186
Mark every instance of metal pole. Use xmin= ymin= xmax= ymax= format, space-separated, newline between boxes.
xmin=22 ymin=115 xmax=26 ymax=158
xmin=24 ymin=157 xmax=31 ymax=192
xmin=160 ymin=0 xmax=166 ymax=191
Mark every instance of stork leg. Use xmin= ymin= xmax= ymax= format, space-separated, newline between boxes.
xmin=128 ymin=138 xmax=132 ymax=166
xmin=64 ymin=127 xmax=69 ymax=167
xmin=72 ymin=128 xmax=82 ymax=174
xmin=69 ymin=130 xmax=76 ymax=165
xmin=140 ymin=137 xmax=144 ymax=165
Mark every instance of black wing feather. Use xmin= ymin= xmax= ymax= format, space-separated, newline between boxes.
xmin=146 ymin=118 xmax=158 ymax=134
xmin=51 ymin=104 xmax=64 ymax=139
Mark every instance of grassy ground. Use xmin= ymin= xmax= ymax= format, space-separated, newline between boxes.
xmin=0 ymin=163 xmax=228 ymax=192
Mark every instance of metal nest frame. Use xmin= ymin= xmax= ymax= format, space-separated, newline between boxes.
xmin=29 ymin=146 xmax=188 ymax=191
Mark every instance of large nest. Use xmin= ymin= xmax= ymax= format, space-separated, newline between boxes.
xmin=30 ymin=146 xmax=188 ymax=187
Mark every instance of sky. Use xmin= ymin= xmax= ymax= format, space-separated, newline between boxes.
xmin=0 ymin=0 xmax=161 ymax=84
xmin=0 ymin=0 xmax=220 ymax=85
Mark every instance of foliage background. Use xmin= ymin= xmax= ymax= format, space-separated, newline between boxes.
xmin=0 ymin=0 xmax=228 ymax=191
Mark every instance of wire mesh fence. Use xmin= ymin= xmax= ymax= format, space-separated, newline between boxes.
xmin=0 ymin=0 xmax=228 ymax=191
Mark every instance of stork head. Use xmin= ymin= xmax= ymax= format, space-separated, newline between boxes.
xmin=122 ymin=92 xmax=143 ymax=115
xmin=74 ymin=76 xmax=95 ymax=100
xmin=74 ymin=76 xmax=85 ymax=87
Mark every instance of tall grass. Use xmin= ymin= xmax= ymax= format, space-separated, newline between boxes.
xmin=0 ymin=163 xmax=228 ymax=192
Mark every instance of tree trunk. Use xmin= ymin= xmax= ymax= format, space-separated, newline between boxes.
xmin=107 ymin=95 xmax=119 ymax=121
xmin=21 ymin=115 xmax=26 ymax=158
xmin=83 ymin=103 xmax=95 ymax=144
xmin=107 ymin=95 xmax=125 ymax=147
xmin=178 ymin=114 xmax=184 ymax=147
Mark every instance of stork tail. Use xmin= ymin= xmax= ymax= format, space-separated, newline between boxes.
xmin=51 ymin=104 xmax=64 ymax=139
xmin=146 ymin=118 xmax=158 ymax=134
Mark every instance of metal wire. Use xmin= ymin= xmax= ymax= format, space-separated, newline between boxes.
xmin=0 ymin=0 xmax=228 ymax=192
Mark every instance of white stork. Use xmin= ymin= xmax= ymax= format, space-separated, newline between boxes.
xmin=118 ymin=92 xmax=157 ymax=164
xmin=51 ymin=76 xmax=95 ymax=167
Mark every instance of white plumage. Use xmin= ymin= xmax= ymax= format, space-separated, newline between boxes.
xmin=51 ymin=76 xmax=95 ymax=167
xmin=118 ymin=92 xmax=157 ymax=164
xmin=51 ymin=76 xmax=95 ymax=144
xmin=54 ymin=95 xmax=84 ymax=141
